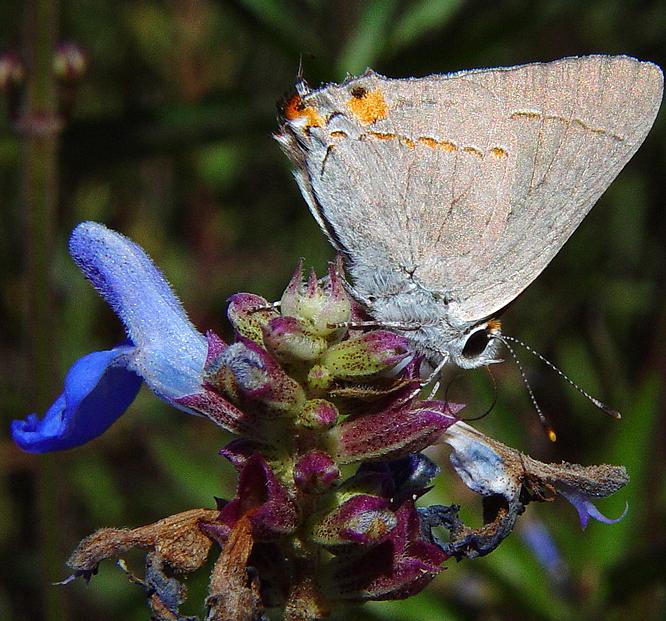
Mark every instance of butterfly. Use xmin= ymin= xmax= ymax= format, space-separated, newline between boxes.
xmin=276 ymin=55 xmax=662 ymax=372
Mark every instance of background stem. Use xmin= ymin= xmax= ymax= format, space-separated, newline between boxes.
xmin=21 ymin=1 xmax=66 ymax=620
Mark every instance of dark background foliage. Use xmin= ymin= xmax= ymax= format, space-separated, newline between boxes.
xmin=1 ymin=1 xmax=665 ymax=620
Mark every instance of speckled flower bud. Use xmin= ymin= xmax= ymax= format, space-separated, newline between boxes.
xmin=280 ymin=262 xmax=351 ymax=337
xmin=322 ymin=502 xmax=446 ymax=601
xmin=227 ymin=293 xmax=279 ymax=345
xmin=262 ymin=316 xmax=328 ymax=363
xmin=54 ymin=42 xmax=88 ymax=82
xmin=320 ymin=331 xmax=411 ymax=380
xmin=310 ymin=495 xmax=397 ymax=547
xmin=294 ymin=450 xmax=339 ymax=494
xmin=307 ymin=364 xmax=333 ymax=393
xmin=0 ymin=52 xmax=24 ymax=90
xmin=219 ymin=438 xmax=260 ymax=471
xmin=223 ymin=339 xmax=305 ymax=416
xmin=212 ymin=455 xmax=299 ymax=542
xmin=298 ymin=399 xmax=338 ymax=430
xmin=176 ymin=388 xmax=257 ymax=436
xmin=335 ymin=401 xmax=462 ymax=464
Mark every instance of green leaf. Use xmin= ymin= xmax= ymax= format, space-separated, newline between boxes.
xmin=151 ymin=435 xmax=235 ymax=508
xmin=236 ymin=0 xmax=320 ymax=54
xmin=584 ymin=374 xmax=661 ymax=565
xmin=336 ymin=0 xmax=398 ymax=76
xmin=389 ymin=0 xmax=463 ymax=52
xmin=70 ymin=456 xmax=126 ymax=524
xmin=366 ymin=590 xmax=463 ymax=621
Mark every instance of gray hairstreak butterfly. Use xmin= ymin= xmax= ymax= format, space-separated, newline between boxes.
xmin=276 ymin=56 xmax=663 ymax=379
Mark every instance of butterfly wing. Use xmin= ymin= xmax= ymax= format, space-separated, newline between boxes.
xmin=278 ymin=56 xmax=662 ymax=323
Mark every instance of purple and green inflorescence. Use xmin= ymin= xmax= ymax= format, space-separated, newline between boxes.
xmin=12 ymin=222 xmax=629 ymax=621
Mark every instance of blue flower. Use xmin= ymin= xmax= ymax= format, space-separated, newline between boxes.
xmin=12 ymin=222 xmax=207 ymax=453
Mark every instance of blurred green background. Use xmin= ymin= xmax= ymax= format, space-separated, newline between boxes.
xmin=1 ymin=1 xmax=665 ymax=620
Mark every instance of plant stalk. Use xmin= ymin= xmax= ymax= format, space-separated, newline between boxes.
xmin=21 ymin=1 xmax=66 ymax=620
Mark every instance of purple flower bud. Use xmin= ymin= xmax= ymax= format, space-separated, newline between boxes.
xmin=310 ymin=495 xmax=396 ymax=547
xmin=219 ymin=438 xmax=260 ymax=471
xmin=201 ymin=331 xmax=241 ymax=401
xmin=294 ymin=450 xmax=339 ymax=494
xmin=279 ymin=261 xmax=351 ymax=337
xmin=227 ymin=293 xmax=278 ymax=345
xmin=336 ymin=401 xmax=461 ymax=464
xmin=222 ymin=339 xmax=305 ymax=416
xmin=279 ymin=260 xmax=304 ymax=319
xmin=298 ymin=399 xmax=338 ymax=430
xmin=214 ymin=454 xmax=298 ymax=542
xmin=176 ymin=388 xmax=256 ymax=436
xmin=54 ymin=42 xmax=88 ymax=83
xmin=262 ymin=316 xmax=327 ymax=363
xmin=306 ymin=365 xmax=333 ymax=392
xmin=321 ymin=331 xmax=411 ymax=380
xmin=322 ymin=501 xmax=446 ymax=601
xmin=318 ymin=262 xmax=353 ymax=331
xmin=204 ymin=330 xmax=228 ymax=367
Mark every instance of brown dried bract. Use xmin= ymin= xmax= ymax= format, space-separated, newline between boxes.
xmin=206 ymin=514 xmax=263 ymax=621
xmin=67 ymin=508 xmax=219 ymax=576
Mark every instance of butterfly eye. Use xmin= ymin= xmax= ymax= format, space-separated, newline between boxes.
xmin=462 ymin=329 xmax=490 ymax=359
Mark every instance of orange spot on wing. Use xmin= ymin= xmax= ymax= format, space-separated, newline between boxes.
xmin=347 ymin=88 xmax=388 ymax=124
xmin=400 ymin=136 xmax=415 ymax=148
xmin=417 ymin=137 xmax=438 ymax=148
xmin=282 ymin=93 xmax=323 ymax=128
xmin=462 ymin=146 xmax=483 ymax=158
xmin=369 ymin=131 xmax=396 ymax=140
xmin=283 ymin=94 xmax=304 ymax=120
xmin=438 ymin=140 xmax=457 ymax=152
xmin=489 ymin=146 xmax=508 ymax=158
xmin=329 ymin=130 xmax=348 ymax=138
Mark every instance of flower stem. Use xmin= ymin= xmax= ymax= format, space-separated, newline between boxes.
xmin=20 ymin=1 xmax=66 ymax=619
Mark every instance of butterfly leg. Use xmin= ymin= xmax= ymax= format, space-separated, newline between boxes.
xmin=327 ymin=319 xmax=423 ymax=330
xmin=248 ymin=301 xmax=281 ymax=313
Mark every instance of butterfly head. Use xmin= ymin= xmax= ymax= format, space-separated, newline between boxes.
xmin=448 ymin=319 xmax=503 ymax=370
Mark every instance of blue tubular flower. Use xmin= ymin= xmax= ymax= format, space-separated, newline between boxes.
xmin=12 ymin=222 xmax=207 ymax=453
xmin=12 ymin=346 xmax=142 ymax=452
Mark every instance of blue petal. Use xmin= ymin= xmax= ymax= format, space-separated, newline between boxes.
xmin=68 ymin=222 xmax=207 ymax=401
xmin=559 ymin=489 xmax=629 ymax=530
xmin=11 ymin=345 xmax=142 ymax=452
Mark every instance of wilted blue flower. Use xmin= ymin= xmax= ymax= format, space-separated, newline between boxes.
xmin=12 ymin=221 xmax=207 ymax=452
xmin=439 ymin=421 xmax=629 ymax=559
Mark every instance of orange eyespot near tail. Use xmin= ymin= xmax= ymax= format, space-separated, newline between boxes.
xmin=281 ymin=93 xmax=323 ymax=128
xmin=486 ymin=319 xmax=502 ymax=333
